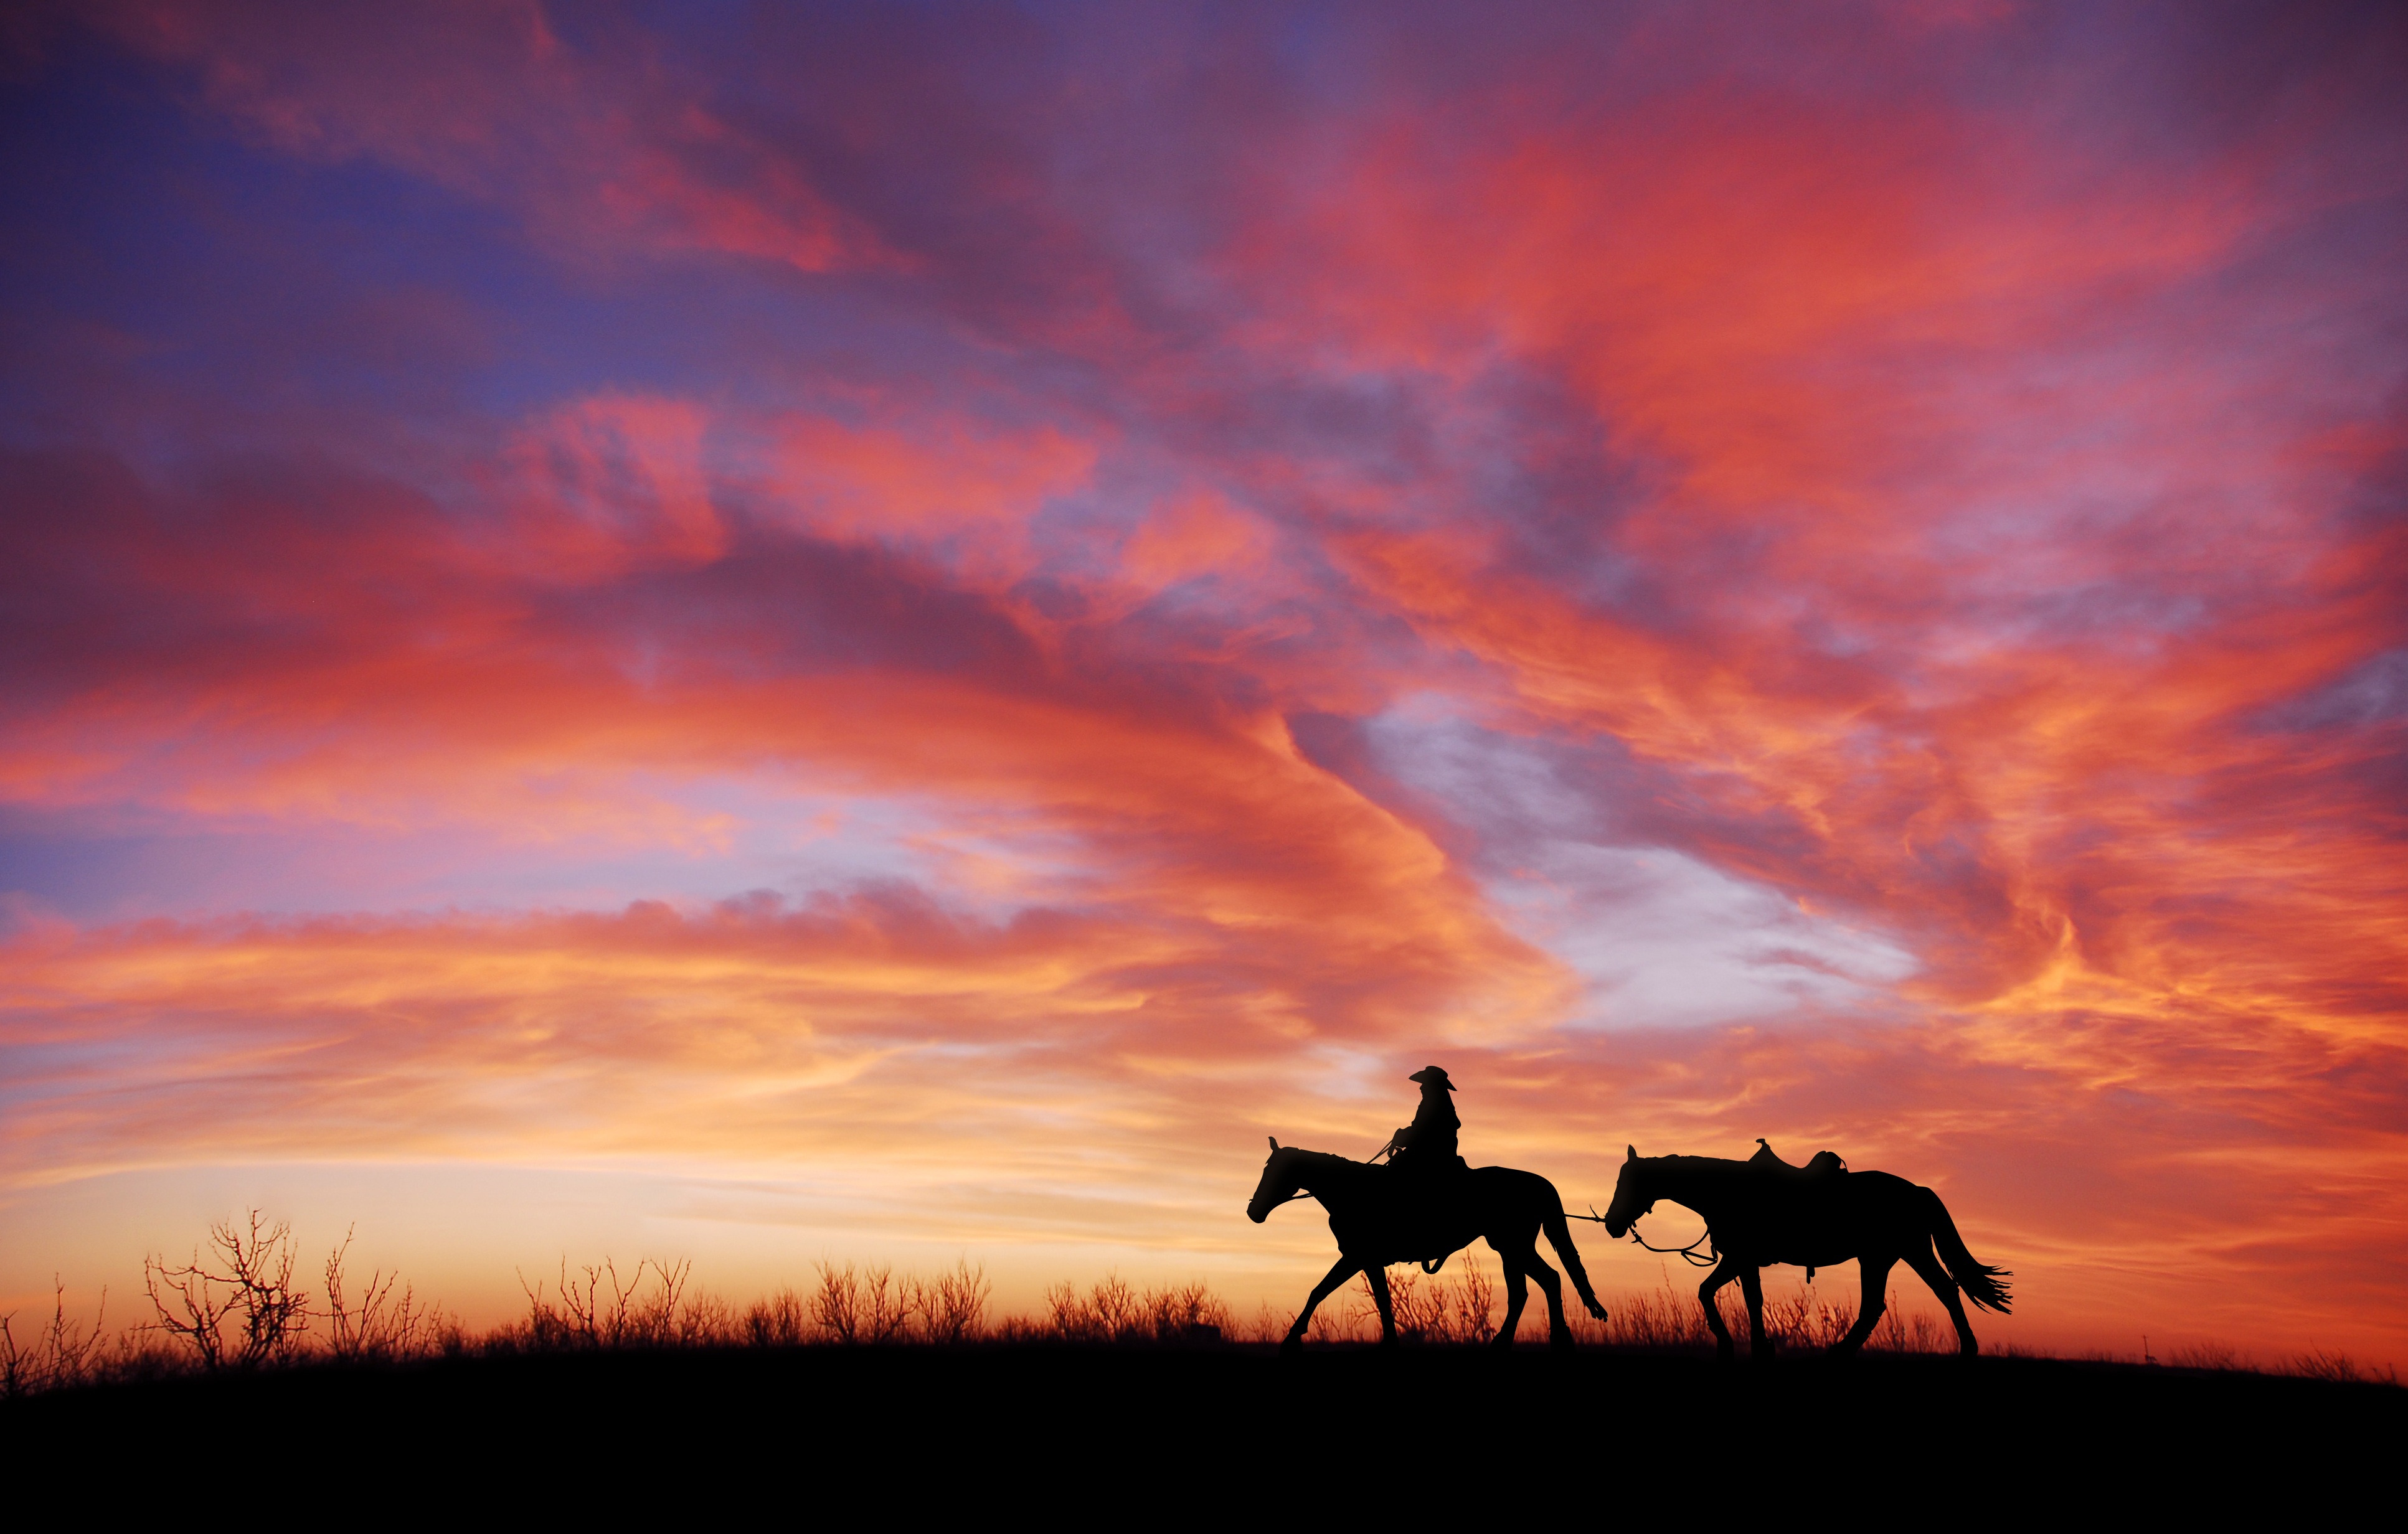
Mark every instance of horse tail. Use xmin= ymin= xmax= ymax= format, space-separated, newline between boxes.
xmin=1923 ymin=1187 xmax=2013 ymax=1314
xmin=1541 ymin=1185 xmax=1609 ymax=1321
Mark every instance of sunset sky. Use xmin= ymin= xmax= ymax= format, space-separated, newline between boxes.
xmin=4 ymin=2 xmax=2404 ymax=1361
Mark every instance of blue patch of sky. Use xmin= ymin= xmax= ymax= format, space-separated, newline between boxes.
xmin=2250 ymin=646 xmax=2408 ymax=736
xmin=0 ymin=40 xmax=999 ymax=483
xmin=1354 ymin=699 xmax=1917 ymax=1030
xmin=0 ymin=776 xmax=1087 ymax=929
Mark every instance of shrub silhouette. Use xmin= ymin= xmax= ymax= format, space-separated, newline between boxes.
xmin=741 ymin=1259 xmax=991 ymax=1346
xmin=743 ymin=1287 xmax=810 ymax=1347
xmin=505 ymin=1258 xmax=702 ymax=1350
xmin=323 ymin=1227 xmax=448 ymax=1363
xmin=0 ymin=1279 xmax=115 ymax=1398
xmin=918 ymin=1259 xmax=991 ymax=1343
xmin=1039 ymin=1274 xmax=1233 ymax=1344
xmin=809 ymin=1261 xmax=914 ymax=1345
xmin=144 ymin=1212 xmax=310 ymax=1371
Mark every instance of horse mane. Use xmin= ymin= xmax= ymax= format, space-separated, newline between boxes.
xmin=1653 ymin=1154 xmax=1748 ymax=1172
xmin=1281 ymin=1146 xmax=1367 ymax=1172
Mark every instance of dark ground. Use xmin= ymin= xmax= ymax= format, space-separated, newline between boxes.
xmin=10 ymin=1345 xmax=2396 ymax=1512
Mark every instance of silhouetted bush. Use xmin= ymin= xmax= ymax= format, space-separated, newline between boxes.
xmin=810 ymin=1261 xmax=913 ymax=1344
xmin=743 ymin=1287 xmax=809 ymax=1347
xmin=323 ymin=1227 xmax=449 ymax=1363
xmin=917 ymin=1259 xmax=991 ymax=1343
xmin=1036 ymin=1274 xmax=1234 ymax=1345
xmin=499 ymin=1258 xmax=716 ymax=1352
xmin=0 ymin=1279 xmax=115 ymax=1398
xmin=144 ymin=1212 xmax=311 ymax=1370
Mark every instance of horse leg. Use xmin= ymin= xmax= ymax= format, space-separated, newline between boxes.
xmin=1698 ymin=1256 xmax=1744 ymax=1363
xmin=1831 ymin=1254 xmax=1895 ymax=1356
xmin=1492 ymin=1249 xmax=1531 ymax=1349
xmin=1738 ymin=1264 xmax=1773 ymax=1363
xmin=1283 ymin=1255 xmax=1364 ymax=1353
xmin=1525 ymin=1247 xmax=1572 ymax=1353
xmin=1904 ymin=1243 xmax=1978 ymax=1357
xmin=1365 ymin=1265 xmax=1399 ymax=1348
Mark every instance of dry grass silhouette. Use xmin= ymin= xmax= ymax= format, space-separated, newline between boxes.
xmin=4 ymin=1212 xmax=2398 ymax=1396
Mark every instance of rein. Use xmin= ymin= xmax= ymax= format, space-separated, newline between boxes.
xmin=1567 ymin=1204 xmax=1721 ymax=1268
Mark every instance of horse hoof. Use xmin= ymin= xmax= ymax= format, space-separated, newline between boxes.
xmin=1550 ymin=1333 xmax=1576 ymax=1355
xmin=1279 ymin=1337 xmax=1304 ymax=1357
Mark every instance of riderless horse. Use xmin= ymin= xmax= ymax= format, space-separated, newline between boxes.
xmin=1600 ymin=1142 xmax=2011 ymax=1361
xmin=1248 ymin=1138 xmax=1608 ymax=1351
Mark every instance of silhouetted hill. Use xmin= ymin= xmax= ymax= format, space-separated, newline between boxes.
xmin=10 ymin=1345 xmax=2396 ymax=1510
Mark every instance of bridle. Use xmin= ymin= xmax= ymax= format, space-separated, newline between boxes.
xmin=1566 ymin=1202 xmax=1721 ymax=1268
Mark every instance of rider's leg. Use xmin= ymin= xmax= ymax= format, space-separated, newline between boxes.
xmin=1832 ymin=1254 xmax=1896 ymax=1355
xmin=1738 ymin=1264 xmax=1772 ymax=1360
xmin=1904 ymin=1243 xmax=1978 ymax=1357
xmin=1284 ymin=1255 xmax=1364 ymax=1350
xmin=1492 ymin=1250 xmax=1531 ymax=1348
xmin=1366 ymin=1266 xmax=1399 ymax=1347
xmin=1699 ymin=1256 xmax=1744 ymax=1362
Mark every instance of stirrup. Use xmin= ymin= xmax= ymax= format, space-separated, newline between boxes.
xmin=1420 ymin=1254 xmax=1447 ymax=1276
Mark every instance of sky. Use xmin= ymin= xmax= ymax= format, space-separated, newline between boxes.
xmin=2 ymin=1 xmax=2404 ymax=1360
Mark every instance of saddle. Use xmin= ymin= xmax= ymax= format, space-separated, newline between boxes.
xmin=1748 ymin=1138 xmax=1847 ymax=1182
xmin=1747 ymin=1140 xmax=1848 ymax=1279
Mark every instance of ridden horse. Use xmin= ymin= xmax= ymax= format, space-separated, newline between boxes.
xmin=1248 ymin=1138 xmax=1608 ymax=1352
xmin=1601 ymin=1145 xmax=2011 ymax=1361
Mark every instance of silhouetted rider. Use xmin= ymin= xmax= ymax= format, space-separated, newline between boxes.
xmin=1386 ymin=1065 xmax=1467 ymax=1178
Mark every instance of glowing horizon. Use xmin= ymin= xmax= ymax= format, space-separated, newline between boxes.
xmin=3 ymin=2 xmax=2404 ymax=1360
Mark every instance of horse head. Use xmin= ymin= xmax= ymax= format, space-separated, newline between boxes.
xmin=1247 ymin=1137 xmax=1303 ymax=1224
xmin=1602 ymin=1144 xmax=1655 ymax=1238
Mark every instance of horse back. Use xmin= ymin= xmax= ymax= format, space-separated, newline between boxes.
xmin=1846 ymin=1169 xmax=1927 ymax=1203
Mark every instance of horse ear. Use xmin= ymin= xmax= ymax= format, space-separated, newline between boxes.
xmin=1626 ymin=1144 xmax=1638 ymax=1161
xmin=1268 ymin=1137 xmax=1280 ymax=1151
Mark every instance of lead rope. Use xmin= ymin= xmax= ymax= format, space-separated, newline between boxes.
xmin=1565 ymin=1204 xmax=1721 ymax=1267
